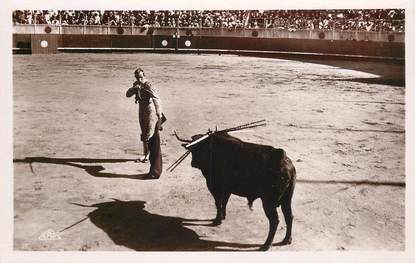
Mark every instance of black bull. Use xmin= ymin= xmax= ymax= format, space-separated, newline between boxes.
xmin=176 ymin=132 xmax=296 ymax=251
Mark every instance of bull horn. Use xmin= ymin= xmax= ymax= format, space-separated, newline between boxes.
xmin=174 ymin=130 xmax=192 ymax=143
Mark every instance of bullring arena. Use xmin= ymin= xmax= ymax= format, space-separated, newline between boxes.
xmin=11 ymin=8 xmax=406 ymax=252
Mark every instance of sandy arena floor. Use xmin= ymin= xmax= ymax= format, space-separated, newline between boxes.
xmin=13 ymin=53 xmax=405 ymax=251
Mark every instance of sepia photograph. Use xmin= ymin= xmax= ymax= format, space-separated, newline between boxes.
xmin=1 ymin=0 xmax=414 ymax=262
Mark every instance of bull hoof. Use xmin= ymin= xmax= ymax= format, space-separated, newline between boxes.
xmin=280 ymin=237 xmax=292 ymax=245
xmin=258 ymin=245 xmax=271 ymax=251
xmin=143 ymin=173 xmax=158 ymax=180
xmin=211 ymin=219 xmax=222 ymax=226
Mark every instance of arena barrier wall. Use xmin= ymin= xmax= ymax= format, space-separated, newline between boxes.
xmin=31 ymin=34 xmax=60 ymax=54
xmin=61 ymin=35 xmax=111 ymax=48
xmin=12 ymin=25 xmax=404 ymax=59
xmin=13 ymin=34 xmax=31 ymax=50
xmin=195 ymin=36 xmax=404 ymax=58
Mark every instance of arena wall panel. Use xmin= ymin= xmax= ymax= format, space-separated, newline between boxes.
xmin=60 ymin=26 xmax=86 ymax=34
xmin=83 ymin=25 xmax=109 ymax=35
xmin=120 ymin=27 xmax=133 ymax=35
xmin=31 ymin=34 xmax=59 ymax=54
xmin=14 ymin=24 xmax=36 ymax=34
xmin=13 ymin=25 xmax=405 ymax=59
xmin=61 ymin=35 xmax=111 ymax=48
xmin=177 ymin=36 xmax=199 ymax=49
xmin=155 ymin=28 xmax=177 ymax=36
xmin=13 ymin=34 xmax=31 ymax=49
xmin=108 ymin=27 xmax=126 ymax=35
xmin=110 ymin=35 xmax=153 ymax=48
xmin=153 ymin=35 xmax=177 ymax=49
xmin=34 ymin=24 xmax=61 ymax=34
xmin=169 ymin=28 xmax=404 ymax=43
xmin=131 ymin=27 xmax=151 ymax=35
xmin=196 ymin=37 xmax=404 ymax=58
xmin=13 ymin=25 xmax=405 ymax=42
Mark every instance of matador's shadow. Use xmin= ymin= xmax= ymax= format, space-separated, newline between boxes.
xmin=14 ymin=157 xmax=152 ymax=180
xmin=69 ymin=199 xmax=258 ymax=251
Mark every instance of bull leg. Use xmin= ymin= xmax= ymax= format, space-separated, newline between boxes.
xmin=221 ymin=192 xmax=231 ymax=220
xmin=207 ymin=183 xmax=223 ymax=226
xmin=259 ymin=199 xmax=279 ymax=251
xmin=212 ymin=195 xmax=222 ymax=226
xmin=281 ymin=198 xmax=293 ymax=245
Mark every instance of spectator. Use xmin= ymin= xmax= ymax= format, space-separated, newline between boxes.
xmin=12 ymin=9 xmax=405 ymax=32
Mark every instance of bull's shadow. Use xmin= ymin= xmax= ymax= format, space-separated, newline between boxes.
xmin=69 ymin=199 xmax=258 ymax=251
xmin=13 ymin=157 xmax=152 ymax=180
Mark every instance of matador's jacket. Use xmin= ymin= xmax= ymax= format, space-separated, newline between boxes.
xmin=126 ymin=81 xmax=162 ymax=142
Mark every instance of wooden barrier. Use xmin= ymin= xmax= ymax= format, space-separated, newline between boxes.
xmin=61 ymin=35 xmax=111 ymax=48
xmin=12 ymin=25 xmax=405 ymax=59
xmin=31 ymin=34 xmax=59 ymax=54
xmin=13 ymin=25 xmax=405 ymax=43
xmin=111 ymin=35 xmax=152 ymax=48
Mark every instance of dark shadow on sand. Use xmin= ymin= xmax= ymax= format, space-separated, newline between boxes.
xmin=241 ymin=53 xmax=405 ymax=87
xmin=15 ymin=157 xmax=289 ymax=250
xmin=66 ymin=199 xmax=260 ymax=251
xmin=322 ymin=77 xmax=405 ymax=87
xmin=283 ymin=124 xmax=405 ymax=134
xmin=297 ymin=179 xmax=405 ymax=187
xmin=13 ymin=157 xmax=154 ymax=180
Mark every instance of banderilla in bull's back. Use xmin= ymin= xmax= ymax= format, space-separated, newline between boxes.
xmin=171 ymin=119 xmax=296 ymax=251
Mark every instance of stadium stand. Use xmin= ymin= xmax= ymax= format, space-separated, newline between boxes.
xmin=12 ymin=9 xmax=405 ymax=32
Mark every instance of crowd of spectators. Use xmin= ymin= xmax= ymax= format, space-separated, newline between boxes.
xmin=249 ymin=9 xmax=405 ymax=32
xmin=12 ymin=9 xmax=404 ymax=32
xmin=12 ymin=10 xmax=246 ymax=28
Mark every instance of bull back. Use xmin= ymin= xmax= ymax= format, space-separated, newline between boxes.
xmin=189 ymin=133 xmax=294 ymax=204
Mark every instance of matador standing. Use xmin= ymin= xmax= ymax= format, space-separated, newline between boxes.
xmin=126 ymin=68 xmax=163 ymax=179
